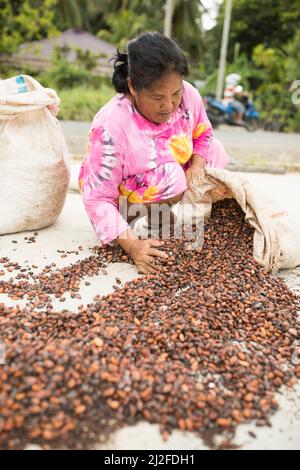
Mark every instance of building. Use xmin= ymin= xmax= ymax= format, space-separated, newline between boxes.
xmin=4 ymin=29 xmax=116 ymax=76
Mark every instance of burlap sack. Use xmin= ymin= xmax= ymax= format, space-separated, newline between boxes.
xmin=179 ymin=168 xmax=300 ymax=273
xmin=0 ymin=75 xmax=70 ymax=235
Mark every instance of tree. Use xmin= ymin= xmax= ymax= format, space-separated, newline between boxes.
xmin=97 ymin=9 xmax=148 ymax=48
xmin=96 ymin=0 xmax=205 ymax=65
xmin=285 ymin=29 xmax=300 ymax=85
xmin=55 ymin=0 xmax=104 ymax=32
xmin=209 ymin=0 xmax=300 ymax=63
xmin=102 ymin=0 xmax=165 ymax=31
xmin=172 ymin=0 xmax=205 ymax=63
xmin=0 ymin=0 xmax=58 ymax=54
xmin=55 ymin=0 xmax=165 ymax=35
xmin=201 ymin=1 xmax=300 ymax=132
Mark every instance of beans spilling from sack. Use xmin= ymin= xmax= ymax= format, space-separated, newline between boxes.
xmin=0 ymin=199 xmax=299 ymax=449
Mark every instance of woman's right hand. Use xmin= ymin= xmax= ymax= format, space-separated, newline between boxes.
xmin=129 ymin=238 xmax=169 ymax=274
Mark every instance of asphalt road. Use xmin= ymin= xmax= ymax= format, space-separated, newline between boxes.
xmin=59 ymin=120 xmax=300 ymax=169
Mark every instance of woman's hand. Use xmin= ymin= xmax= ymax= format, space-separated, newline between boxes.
xmin=186 ymin=155 xmax=206 ymax=185
xmin=47 ymin=103 xmax=60 ymax=116
xmin=129 ymin=238 xmax=169 ymax=274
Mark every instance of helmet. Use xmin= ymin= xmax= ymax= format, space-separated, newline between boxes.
xmin=235 ymin=85 xmax=244 ymax=93
xmin=225 ymin=73 xmax=241 ymax=86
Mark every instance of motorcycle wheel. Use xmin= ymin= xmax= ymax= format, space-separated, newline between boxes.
xmin=206 ymin=112 xmax=221 ymax=129
xmin=246 ymin=118 xmax=259 ymax=132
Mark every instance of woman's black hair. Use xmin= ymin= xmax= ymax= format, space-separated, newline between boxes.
xmin=110 ymin=32 xmax=189 ymax=94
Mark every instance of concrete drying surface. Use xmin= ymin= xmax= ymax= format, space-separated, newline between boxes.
xmin=1 ymin=168 xmax=300 ymax=450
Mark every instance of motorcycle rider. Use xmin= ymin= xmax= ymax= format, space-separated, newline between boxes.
xmin=223 ymin=73 xmax=246 ymax=126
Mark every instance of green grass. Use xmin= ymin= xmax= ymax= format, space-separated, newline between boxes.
xmin=57 ymin=84 xmax=115 ymax=121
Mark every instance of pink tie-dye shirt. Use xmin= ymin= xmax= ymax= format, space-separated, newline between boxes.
xmin=79 ymin=80 xmax=227 ymax=246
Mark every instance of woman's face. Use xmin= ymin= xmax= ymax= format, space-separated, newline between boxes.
xmin=128 ymin=72 xmax=183 ymax=124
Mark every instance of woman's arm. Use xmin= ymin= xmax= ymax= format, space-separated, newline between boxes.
xmin=189 ymin=83 xmax=213 ymax=164
xmin=117 ymin=227 xmax=139 ymax=254
xmin=79 ymin=126 xmax=130 ymax=245
xmin=185 ymin=83 xmax=213 ymax=181
xmin=79 ymin=126 xmax=168 ymax=273
xmin=191 ymin=153 xmax=206 ymax=167
xmin=186 ymin=153 xmax=206 ymax=182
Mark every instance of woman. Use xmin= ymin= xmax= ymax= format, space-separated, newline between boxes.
xmin=79 ymin=32 xmax=229 ymax=274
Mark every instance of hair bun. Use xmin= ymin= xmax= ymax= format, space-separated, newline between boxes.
xmin=111 ymin=49 xmax=130 ymax=93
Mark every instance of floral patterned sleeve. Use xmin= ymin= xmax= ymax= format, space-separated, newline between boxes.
xmin=78 ymin=126 xmax=129 ymax=246
xmin=190 ymin=86 xmax=213 ymax=162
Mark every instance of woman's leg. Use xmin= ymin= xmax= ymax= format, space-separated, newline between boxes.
xmin=119 ymin=162 xmax=187 ymax=236
xmin=125 ymin=192 xmax=183 ymax=227
xmin=206 ymin=137 xmax=230 ymax=168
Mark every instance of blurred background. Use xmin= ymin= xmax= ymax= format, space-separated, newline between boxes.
xmin=0 ymin=0 xmax=299 ymax=136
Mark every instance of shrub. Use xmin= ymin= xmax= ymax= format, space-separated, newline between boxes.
xmin=57 ymin=84 xmax=115 ymax=121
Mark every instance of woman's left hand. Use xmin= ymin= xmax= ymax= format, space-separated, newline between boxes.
xmin=186 ymin=155 xmax=206 ymax=185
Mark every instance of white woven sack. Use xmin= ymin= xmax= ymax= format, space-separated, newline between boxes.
xmin=0 ymin=75 xmax=70 ymax=235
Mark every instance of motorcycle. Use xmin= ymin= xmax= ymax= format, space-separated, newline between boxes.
xmin=203 ymin=94 xmax=260 ymax=132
